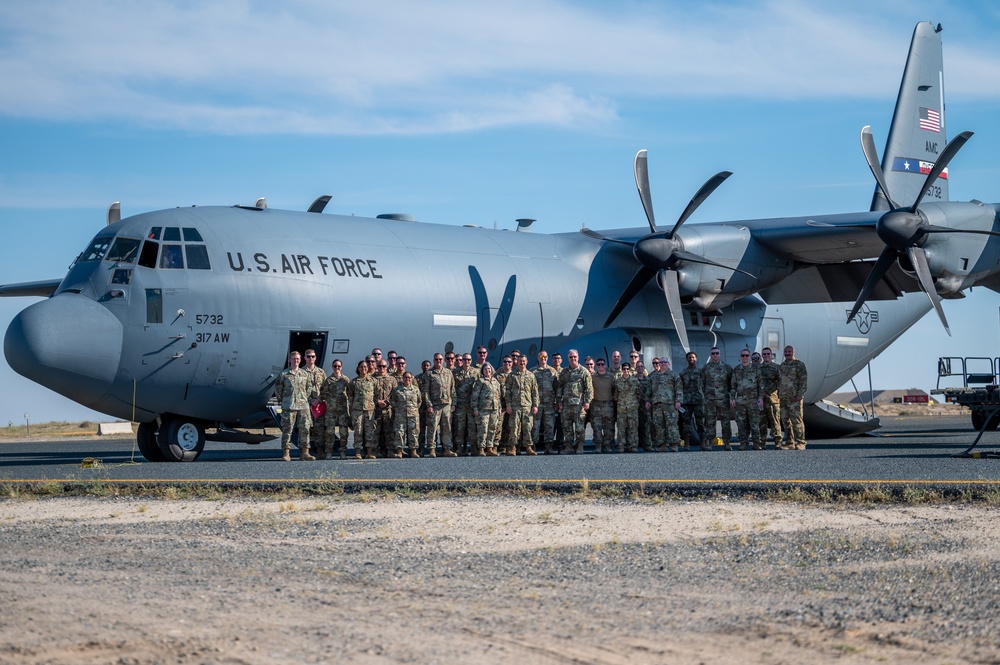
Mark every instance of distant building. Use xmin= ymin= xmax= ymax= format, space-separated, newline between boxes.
xmin=829 ymin=389 xmax=931 ymax=406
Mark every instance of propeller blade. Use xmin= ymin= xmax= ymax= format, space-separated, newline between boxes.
xmin=910 ymin=130 xmax=973 ymax=212
xmin=907 ymin=246 xmax=951 ymax=335
xmin=861 ymin=126 xmax=899 ymax=210
xmin=580 ymin=227 xmax=635 ymax=246
xmin=634 ymin=150 xmax=657 ymax=233
xmin=604 ymin=265 xmax=656 ymax=328
xmin=847 ymin=246 xmax=898 ymax=324
xmin=673 ymin=250 xmax=756 ymax=279
xmin=667 ymin=171 xmax=732 ymax=239
xmin=661 ymin=269 xmax=690 ymax=353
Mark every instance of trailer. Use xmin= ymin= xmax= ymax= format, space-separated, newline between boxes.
xmin=931 ymin=356 xmax=1000 ymax=431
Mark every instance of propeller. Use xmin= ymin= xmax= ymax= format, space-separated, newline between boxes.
xmin=583 ymin=150 xmax=752 ymax=352
xmin=848 ymin=126 xmax=977 ymax=335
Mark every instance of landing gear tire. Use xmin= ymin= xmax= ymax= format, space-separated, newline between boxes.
xmin=971 ymin=410 xmax=1000 ymax=432
xmin=136 ymin=421 xmax=166 ymax=462
xmin=158 ymin=416 xmax=206 ymax=462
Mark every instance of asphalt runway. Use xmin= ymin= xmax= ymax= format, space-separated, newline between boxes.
xmin=1 ymin=415 xmax=999 ymax=488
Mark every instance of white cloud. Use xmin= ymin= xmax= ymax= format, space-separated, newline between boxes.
xmin=0 ymin=0 xmax=997 ymax=135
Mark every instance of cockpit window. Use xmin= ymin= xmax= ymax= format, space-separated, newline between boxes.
xmin=147 ymin=227 xmax=162 ymax=240
xmin=185 ymin=245 xmax=211 ymax=269
xmin=159 ymin=245 xmax=184 ymax=269
xmin=183 ymin=227 xmax=204 ymax=242
xmin=163 ymin=227 xmax=182 ymax=242
xmin=78 ymin=236 xmax=113 ymax=262
xmin=105 ymin=238 xmax=140 ymax=263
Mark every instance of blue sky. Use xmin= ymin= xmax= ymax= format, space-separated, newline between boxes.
xmin=2 ymin=0 xmax=1000 ymax=424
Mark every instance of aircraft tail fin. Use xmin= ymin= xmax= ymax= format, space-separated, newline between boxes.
xmin=872 ymin=22 xmax=948 ymax=211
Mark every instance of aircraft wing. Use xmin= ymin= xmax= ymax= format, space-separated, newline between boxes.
xmin=758 ymin=261 xmax=918 ymax=305
xmin=745 ymin=212 xmax=883 ymax=264
xmin=0 ymin=279 xmax=62 ymax=297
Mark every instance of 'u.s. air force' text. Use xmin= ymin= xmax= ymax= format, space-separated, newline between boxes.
xmin=226 ymin=252 xmax=382 ymax=278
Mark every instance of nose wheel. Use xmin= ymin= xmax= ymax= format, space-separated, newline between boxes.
xmin=156 ymin=415 xmax=206 ymax=462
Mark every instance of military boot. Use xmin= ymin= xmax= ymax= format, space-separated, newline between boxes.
xmin=544 ymin=443 xmax=554 ymax=455
xmin=526 ymin=445 xmax=537 ymax=456
xmin=300 ymin=447 xmax=316 ymax=461
xmin=442 ymin=448 xmax=458 ymax=457
xmin=472 ymin=448 xmax=484 ymax=457
xmin=282 ymin=448 xmax=291 ymax=462
xmin=410 ymin=448 xmax=420 ymax=458
xmin=485 ymin=447 xmax=499 ymax=456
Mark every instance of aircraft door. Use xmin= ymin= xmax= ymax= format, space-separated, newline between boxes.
xmin=287 ymin=331 xmax=328 ymax=367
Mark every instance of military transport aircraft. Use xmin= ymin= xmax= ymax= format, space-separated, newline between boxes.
xmin=3 ymin=21 xmax=999 ymax=461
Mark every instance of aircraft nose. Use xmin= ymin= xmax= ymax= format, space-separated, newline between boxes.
xmin=4 ymin=294 xmax=123 ymax=407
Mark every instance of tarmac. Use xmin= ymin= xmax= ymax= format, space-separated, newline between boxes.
xmin=0 ymin=414 xmax=998 ymax=491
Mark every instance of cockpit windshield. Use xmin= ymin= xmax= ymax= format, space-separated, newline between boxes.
xmin=77 ymin=236 xmax=114 ymax=263
xmin=106 ymin=237 xmax=141 ymax=263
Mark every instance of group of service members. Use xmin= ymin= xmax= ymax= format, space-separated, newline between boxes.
xmin=273 ymin=344 xmax=808 ymax=461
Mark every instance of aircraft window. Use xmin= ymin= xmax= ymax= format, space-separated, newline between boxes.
xmin=183 ymin=228 xmax=204 ymax=242
xmin=159 ymin=244 xmax=184 ymax=269
xmin=79 ymin=236 xmax=113 ymax=262
xmin=163 ymin=227 xmax=182 ymax=241
xmin=138 ymin=240 xmax=159 ymax=269
xmin=185 ymin=245 xmax=211 ymax=270
xmin=146 ymin=289 xmax=162 ymax=324
xmin=111 ymin=269 xmax=132 ymax=285
xmin=147 ymin=227 xmax=162 ymax=240
xmin=106 ymin=237 xmax=140 ymax=263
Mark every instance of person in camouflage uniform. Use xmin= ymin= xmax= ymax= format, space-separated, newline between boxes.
xmin=471 ymin=363 xmax=502 ymax=456
xmin=423 ymin=352 xmax=457 ymax=457
xmin=614 ymin=363 xmax=641 ymax=452
xmin=679 ymin=351 xmax=706 ymax=450
xmin=757 ymin=348 xmax=783 ymax=448
xmin=779 ymin=345 xmax=808 ymax=450
xmin=550 ymin=352 xmax=565 ymax=450
xmin=495 ymin=355 xmax=514 ymax=452
xmin=532 ymin=351 xmax=560 ymax=454
xmin=557 ymin=349 xmax=593 ymax=454
xmin=590 ymin=358 xmax=617 ymax=453
xmin=372 ymin=359 xmax=398 ymax=457
xmin=505 ymin=354 xmax=540 ymax=455
xmin=730 ymin=350 xmax=763 ymax=450
xmin=391 ymin=372 xmax=422 ymax=458
xmin=320 ymin=359 xmax=351 ymax=459
xmin=635 ymin=360 xmax=652 ymax=451
xmin=301 ymin=350 xmax=326 ymax=459
xmin=416 ymin=359 xmax=432 ymax=452
xmin=647 ymin=357 xmax=683 ymax=452
xmin=275 ymin=351 xmax=314 ymax=461
xmin=452 ymin=353 xmax=480 ymax=456
xmin=701 ymin=347 xmax=734 ymax=450
xmin=348 ymin=360 xmax=376 ymax=459
xmin=610 ymin=351 xmax=623 ymax=378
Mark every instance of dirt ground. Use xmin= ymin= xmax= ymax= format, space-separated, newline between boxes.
xmin=1 ymin=496 xmax=998 ymax=664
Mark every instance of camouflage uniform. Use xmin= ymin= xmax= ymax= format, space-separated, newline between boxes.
xmin=495 ymin=367 xmax=512 ymax=451
xmin=590 ymin=372 xmax=617 ymax=453
xmin=679 ymin=365 xmax=706 ymax=449
xmin=416 ymin=368 xmax=431 ymax=451
xmin=701 ymin=360 xmax=734 ymax=448
xmin=505 ymin=367 xmax=539 ymax=454
xmin=636 ymin=371 xmax=652 ymax=451
xmin=303 ymin=364 xmax=326 ymax=457
xmin=614 ymin=373 xmax=641 ymax=452
xmin=758 ymin=361 xmax=783 ymax=448
xmin=423 ymin=367 xmax=456 ymax=456
xmin=320 ymin=373 xmax=352 ymax=458
xmin=276 ymin=366 xmax=312 ymax=460
xmin=532 ymin=365 xmax=560 ymax=453
xmin=648 ymin=370 xmax=683 ymax=451
xmin=730 ymin=362 xmax=761 ymax=450
xmin=392 ymin=382 xmax=422 ymax=457
xmin=471 ymin=375 xmax=502 ymax=455
xmin=779 ymin=357 xmax=808 ymax=449
xmin=453 ymin=365 xmax=480 ymax=455
xmin=558 ymin=366 xmax=593 ymax=453
xmin=348 ymin=375 xmax=376 ymax=458
xmin=372 ymin=373 xmax=398 ymax=457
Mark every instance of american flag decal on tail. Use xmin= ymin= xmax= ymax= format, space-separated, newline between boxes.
xmin=919 ymin=107 xmax=940 ymax=133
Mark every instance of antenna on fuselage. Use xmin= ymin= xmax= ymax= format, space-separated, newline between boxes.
xmin=107 ymin=202 xmax=121 ymax=225
xmin=254 ymin=197 xmax=267 ymax=209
